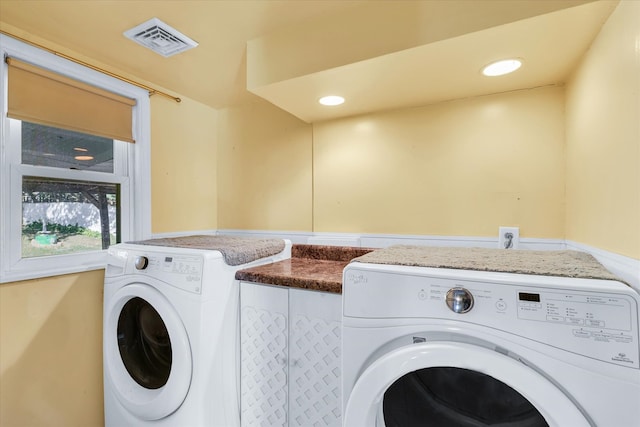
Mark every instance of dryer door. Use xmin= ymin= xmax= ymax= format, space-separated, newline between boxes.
xmin=104 ymin=282 xmax=192 ymax=420
xmin=343 ymin=341 xmax=591 ymax=427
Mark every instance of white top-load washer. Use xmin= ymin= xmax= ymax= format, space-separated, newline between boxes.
xmin=342 ymin=262 xmax=640 ymax=427
xmin=103 ymin=236 xmax=291 ymax=427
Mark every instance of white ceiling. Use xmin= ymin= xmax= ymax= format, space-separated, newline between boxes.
xmin=0 ymin=0 xmax=618 ymax=122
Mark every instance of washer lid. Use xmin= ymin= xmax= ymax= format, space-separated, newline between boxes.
xmin=343 ymin=341 xmax=591 ymax=427
xmin=104 ymin=282 xmax=192 ymax=420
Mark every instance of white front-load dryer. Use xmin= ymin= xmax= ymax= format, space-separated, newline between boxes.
xmin=103 ymin=241 xmax=290 ymax=426
xmin=342 ymin=263 xmax=640 ymax=427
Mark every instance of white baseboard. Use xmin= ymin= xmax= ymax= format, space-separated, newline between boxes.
xmin=358 ymin=233 xmax=565 ymax=251
xmin=565 ymin=240 xmax=640 ymax=291
xmin=212 ymin=229 xmax=313 ymax=244
xmin=149 ymin=229 xmax=217 ymax=239
xmin=216 ymin=229 xmax=565 ymax=250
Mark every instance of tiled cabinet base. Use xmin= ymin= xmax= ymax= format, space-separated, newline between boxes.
xmin=240 ymin=282 xmax=342 ymax=427
xmin=240 ymin=284 xmax=289 ymax=426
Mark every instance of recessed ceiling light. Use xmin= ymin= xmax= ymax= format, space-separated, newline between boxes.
xmin=319 ymin=95 xmax=345 ymax=106
xmin=74 ymin=155 xmax=94 ymax=161
xmin=482 ymin=59 xmax=522 ymax=77
xmin=73 ymin=147 xmax=88 ymax=152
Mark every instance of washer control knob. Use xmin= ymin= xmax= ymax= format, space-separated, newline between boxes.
xmin=134 ymin=256 xmax=149 ymax=270
xmin=446 ymin=287 xmax=474 ymax=314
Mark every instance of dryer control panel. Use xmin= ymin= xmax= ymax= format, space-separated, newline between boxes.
xmin=343 ymin=264 xmax=640 ymax=368
xmin=516 ymin=291 xmax=630 ymax=333
xmin=126 ymin=252 xmax=204 ymax=294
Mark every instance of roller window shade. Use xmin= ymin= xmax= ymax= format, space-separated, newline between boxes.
xmin=6 ymin=57 xmax=136 ymax=143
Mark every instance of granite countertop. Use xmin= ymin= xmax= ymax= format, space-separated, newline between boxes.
xmin=128 ymin=234 xmax=286 ymax=266
xmin=352 ymin=245 xmax=624 ymax=283
xmin=235 ymin=244 xmax=373 ymax=293
xmin=236 ymin=244 xmax=625 ymax=294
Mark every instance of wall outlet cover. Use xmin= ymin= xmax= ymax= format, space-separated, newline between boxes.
xmin=499 ymin=226 xmax=520 ymax=249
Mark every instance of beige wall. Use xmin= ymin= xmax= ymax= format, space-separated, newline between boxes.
xmin=217 ymin=99 xmax=312 ymax=231
xmin=0 ymin=271 xmax=105 ymax=427
xmin=218 ymin=86 xmax=566 ymax=240
xmin=313 ymin=86 xmax=566 ymax=238
xmin=151 ymin=95 xmax=218 ymax=234
xmin=565 ymin=0 xmax=640 ymax=258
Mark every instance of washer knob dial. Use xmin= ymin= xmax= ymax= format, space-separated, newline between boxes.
xmin=446 ymin=287 xmax=474 ymax=314
xmin=134 ymin=256 xmax=149 ymax=270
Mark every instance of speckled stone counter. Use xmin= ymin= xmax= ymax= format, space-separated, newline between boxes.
xmin=236 ymin=244 xmax=625 ymax=293
xmin=352 ymin=245 xmax=624 ymax=283
xmin=235 ymin=244 xmax=373 ymax=293
xmin=128 ymin=234 xmax=286 ymax=266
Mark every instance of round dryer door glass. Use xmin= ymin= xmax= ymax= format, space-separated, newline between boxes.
xmin=117 ymin=297 xmax=172 ymax=389
xmin=383 ymin=367 xmax=548 ymax=427
xmin=343 ymin=342 xmax=590 ymax=427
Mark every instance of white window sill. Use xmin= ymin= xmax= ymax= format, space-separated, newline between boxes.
xmin=0 ymin=250 xmax=108 ymax=283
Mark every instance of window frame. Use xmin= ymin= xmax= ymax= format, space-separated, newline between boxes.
xmin=0 ymin=34 xmax=151 ymax=283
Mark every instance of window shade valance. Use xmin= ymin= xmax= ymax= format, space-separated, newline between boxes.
xmin=6 ymin=57 xmax=136 ymax=143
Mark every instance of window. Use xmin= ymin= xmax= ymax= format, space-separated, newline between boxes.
xmin=1 ymin=35 xmax=151 ymax=283
xmin=19 ymin=121 xmax=122 ymax=259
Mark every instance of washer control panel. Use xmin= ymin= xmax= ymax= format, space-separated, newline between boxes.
xmin=127 ymin=252 xmax=204 ymax=294
xmin=343 ymin=266 xmax=640 ymax=368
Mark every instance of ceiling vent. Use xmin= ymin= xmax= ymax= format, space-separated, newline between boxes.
xmin=124 ymin=18 xmax=198 ymax=58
